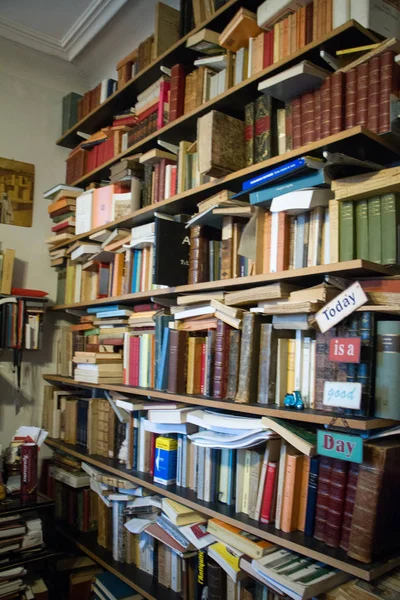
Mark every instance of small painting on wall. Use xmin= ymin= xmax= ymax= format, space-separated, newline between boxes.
xmin=0 ymin=157 xmax=34 ymax=227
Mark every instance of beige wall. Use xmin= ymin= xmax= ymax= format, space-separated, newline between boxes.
xmin=0 ymin=37 xmax=87 ymax=449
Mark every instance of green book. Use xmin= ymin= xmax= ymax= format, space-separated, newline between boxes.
xmin=261 ymin=416 xmax=317 ymax=456
xmin=339 ymin=200 xmax=354 ymax=261
xmin=52 ymin=211 xmax=75 ymax=223
xmin=375 ymin=321 xmax=400 ymax=419
xmin=381 ymin=192 xmax=400 ymax=265
xmin=367 ymin=196 xmax=381 ymax=263
xmin=62 ymin=92 xmax=82 ymax=134
xmin=355 ymin=199 xmax=369 ymax=260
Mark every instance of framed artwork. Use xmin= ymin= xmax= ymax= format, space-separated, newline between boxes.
xmin=0 ymin=157 xmax=35 ymax=227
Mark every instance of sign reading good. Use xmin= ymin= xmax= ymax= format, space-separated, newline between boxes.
xmin=328 ymin=337 xmax=361 ymax=363
xmin=315 ymin=281 xmax=367 ymax=333
xmin=317 ymin=430 xmax=363 ymax=463
xmin=323 ymin=381 xmax=362 ymax=410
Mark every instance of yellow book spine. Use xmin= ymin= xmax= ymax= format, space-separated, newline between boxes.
xmin=286 ymin=338 xmax=296 ymax=394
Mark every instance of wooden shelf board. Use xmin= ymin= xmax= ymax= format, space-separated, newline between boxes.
xmin=46 ymin=439 xmax=400 ymax=581
xmin=51 ymin=126 xmax=400 ymax=253
xmin=0 ymin=549 xmax=61 ymax=572
xmin=57 ymin=19 xmax=378 ymax=150
xmin=43 ymin=374 xmax=398 ymax=430
xmin=56 ymin=525 xmax=180 ymax=600
xmin=49 ymin=260 xmax=392 ymax=310
xmin=0 ymin=492 xmax=54 ymax=516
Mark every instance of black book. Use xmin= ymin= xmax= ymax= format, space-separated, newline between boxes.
xmin=195 ymin=550 xmax=208 ymax=600
xmin=153 ymin=215 xmax=190 ymax=286
xmin=207 ymin=557 xmax=226 ymax=600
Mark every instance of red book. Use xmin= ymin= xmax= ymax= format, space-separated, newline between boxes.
xmin=301 ymin=91 xmax=315 ymax=144
xmin=291 ymin=97 xmax=302 ymax=148
xmin=314 ymin=88 xmax=322 ymax=140
xmin=320 ymin=77 xmax=331 ymax=138
xmin=21 ymin=443 xmax=38 ymax=500
xmin=170 ymin=64 xmax=186 ymax=122
xmin=313 ymin=456 xmax=332 ymax=542
xmin=170 ymin=165 xmax=177 ymax=196
xmin=149 ymin=433 xmax=157 ymax=476
xmin=157 ymin=80 xmax=171 ymax=130
xmin=51 ymin=220 xmax=74 ymax=232
xmin=131 ymin=336 xmax=140 ymax=386
xmin=260 ymin=462 xmax=278 ymax=524
xmin=331 ymin=71 xmax=344 ymax=134
xmin=277 ymin=213 xmax=290 ymax=272
xmin=345 ymin=68 xmax=357 ymax=129
xmin=324 ymin=459 xmax=349 ymax=548
xmin=355 ymin=62 xmax=369 ymax=127
xmin=112 ymin=115 xmax=136 ymax=127
xmin=127 ymin=335 xmax=135 ymax=385
xmin=213 ymin=320 xmax=231 ymax=399
xmin=200 ymin=342 xmax=206 ymax=394
xmin=379 ymin=51 xmax=399 ymax=134
xmin=367 ymin=56 xmax=380 ymax=133
xmin=340 ymin=463 xmax=359 ymax=551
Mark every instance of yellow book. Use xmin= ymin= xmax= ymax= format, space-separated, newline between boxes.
xmin=286 ymin=338 xmax=296 ymax=394
xmin=336 ymin=43 xmax=379 ymax=56
xmin=241 ymin=449 xmax=252 ymax=515
xmin=281 ymin=453 xmax=304 ymax=533
xmin=208 ymin=542 xmax=242 ymax=582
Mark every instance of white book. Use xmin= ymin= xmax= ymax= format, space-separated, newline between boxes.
xmin=234 ymin=47 xmax=244 ymax=85
xmin=147 ymin=406 xmax=194 ymax=424
xmin=350 ymin=0 xmax=400 ymax=39
xmin=194 ymin=54 xmax=227 ymax=71
xmin=270 ymin=188 xmax=333 ymax=215
xmin=258 ymin=60 xmax=329 ymax=101
xmin=274 ymin=442 xmax=287 ymax=529
xmin=241 ymin=450 xmax=252 ymax=515
xmin=257 ymin=0 xmax=312 ymax=29
xmin=203 ymin=448 xmax=212 ymax=502
xmin=75 ymin=190 xmax=93 ymax=235
xmin=333 ymin=0 xmax=350 ymax=28
xmin=323 ymin=208 xmax=330 ymax=264
xmin=269 ymin=211 xmax=279 ymax=272
xmin=174 ymin=305 xmax=215 ymax=320
xmin=235 ymin=449 xmax=246 ymax=513
xmin=294 ymin=330 xmax=303 ymax=392
xmin=70 ymin=243 xmax=101 ymax=262
xmin=181 ymin=436 xmax=188 ymax=488
xmin=275 ymin=338 xmax=289 ymax=407
xmin=248 ymin=37 xmax=255 ymax=78
xmin=176 ymin=436 xmax=183 ymax=486
xmin=165 ymin=164 xmax=172 ymax=199
xmin=179 ymin=522 xmax=215 ymax=549
xmin=218 ymin=449 xmax=230 ymax=503
xmin=301 ymin=337 xmax=311 ymax=407
xmin=309 ymin=340 xmax=317 ymax=409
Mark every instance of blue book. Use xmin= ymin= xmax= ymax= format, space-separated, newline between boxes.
xmin=94 ymin=571 xmax=137 ymax=599
xmin=249 ymin=169 xmax=329 ymax=206
xmin=304 ymin=456 xmax=320 ymax=537
xmin=95 ymin=309 xmax=132 ymax=318
xmin=135 ymin=250 xmax=142 ymax=293
xmin=87 ymin=305 xmax=124 ymax=314
xmin=157 ymin=327 xmax=170 ymax=391
xmin=235 ymin=156 xmax=325 ymax=196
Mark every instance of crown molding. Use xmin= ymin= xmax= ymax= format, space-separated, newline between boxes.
xmin=0 ymin=0 xmax=129 ymax=62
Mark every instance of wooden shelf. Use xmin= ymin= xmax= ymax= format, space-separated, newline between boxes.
xmin=51 ymin=126 xmax=400 ymax=251
xmin=0 ymin=493 xmax=54 ymax=516
xmin=55 ymin=525 xmax=180 ymax=600
xmin=0 ymin=548 xmax=61 ymax=572
xmin=57 ymin=18 xmax=377 ymax=150
xmin=42 ymin=373 xmax=398 ymax=431
xmin=49 ymin=259 xmax=391 ymax=310
xmin=46 ymin=439 xmax=400 ymax=581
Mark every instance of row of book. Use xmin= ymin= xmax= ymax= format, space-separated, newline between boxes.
xmin=0 ymin=298 xmax=45 ymax=351
xmin=45 ymin=402 xmax=400 ymax=568
xmin=47 ymin=451 xmax=355 ymax=599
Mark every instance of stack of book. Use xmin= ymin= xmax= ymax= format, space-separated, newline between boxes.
xmin=44 ymin=184 xmax=83 ymax=252
xmin=0 ymin=513 xmax=44 ymax=557
xmin=0 ymin=567 xmax=28 ymax=599
xmin=73 ymin=350 xmax=123 ymax=385
xmin=77 ymin=79 xmax=117 ymax=121
xmin=126 ymin=76 xmax=170 ymax=147
xmin=0 ymin=297 xmax=46 ymax=351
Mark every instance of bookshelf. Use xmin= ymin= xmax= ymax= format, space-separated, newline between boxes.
xmin=42 ymin=373 xmax=397 ymax=430
xmin=46 ymin=438 xmax=400 ymax=581
xmin=49 ymin=259 xmax=391 ymax=310
xmin=57 ymin=18 xmax=378 ymax=150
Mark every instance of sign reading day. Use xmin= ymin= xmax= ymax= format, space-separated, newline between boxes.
xmin=317 ymin=430 xmax=363 ymax=463
xmin=315 ymin=281 xmax=368 ymax=333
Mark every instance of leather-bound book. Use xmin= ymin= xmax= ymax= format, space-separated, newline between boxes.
xmin=226 ymin=329 xmax=241 ymax=399
xmin=355 ymin=62 xmax=369 ymax=127
xmin=305 ymin=2 xmax=314 ymax=44
xmin=291 ymin=97 xmax=302 ymax=148
xmin=301 ymin=91 xmax=315 ymax=145
xmin=331 ymin=71 xmax=344 ymax=134
xmin=324 ymin=459 xmax=349 ymax=548
xmin=367 ymin=56 xmax=380 ymax=133
xmin=277 ymin=212 xmax=290 ymax=272
xmin=320 ymin=76 xmax=331 ymax=138
xmin=255 ymin=95 xmax=273 ymax=163
xmin=244 ymin=101 xmax=255 ymax=166
xmin=314 ymin=88 xmax=321 ymax=140
xmin=345 ymin=68 xmax=357 ymax=129
xmin=313 ymin=456 xmax=332 ymax=541
xmin=167 ymin=330 xmax=187 ymax=394
xmin=221 ymin=216 xmax=233 ymax=280
xmin=208 ymin=557 xmax=226 ymax=600
xmin=170 ymin=64 xmax=186 ymax=122
xmin=257 ymin=323 xmax=278 ymax=404
xmin=198 ymin=110 xmax=245 ymax=177
xmin=235 ymin=313 xmax=261 ymax=404
xmin=188 ymin=226 xmax=209 ymax=284
xmin=379 ymin=51 xmax=399 ymax=134
xmin=213 ymin=320 xmax=231 ymax=399
xmin=340 ymin=463 xmax=359 ymax=551
xmin=285 ymin=102 xmax=293 ymax=151
xmin=348 ymin=439 xmax=400 ymax=563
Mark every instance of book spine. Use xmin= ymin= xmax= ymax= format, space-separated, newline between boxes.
xmin=167 ymin=330 xmax=186 ymax=394
xmin=235 ymin=313 xmax=261 ymax=404
xmin=291 ymin=98 xmax=302 ymax=149
xmin=314 ymin=88 xmax=321 ymax=141
xmin=367 ymin=196 xmax=381 ymax=264
xmin=285 ymin=102 xmax=292 ymax=151
xmin=367 ymin=56 xmax=380 ymax=133
xmin=313 ymin=456 xmax=332 ymax=541
xmin=301 ymin=91 xmax=315 ymax=145
xmin=189 ymin=226 xmax=209 ymax=284
xmin=320 ymin=77 xmax=331 ymax=138
xmin=331 ymin=71 xmax=344 ymax=134
xmin=170 ymin=64 xmax=186 ymax=122
xmin=339 ymin=463 xmax=359 ymax=551
xmin=324 ymin=459 xmax=348 ymax=548
xmin=213 ymin=320 xmax=230 ymax=400
xmin=254 ymin=95 xmax=272 ymax=163
xmin=355 ymin=200 xmax=369 ymax=260
xmin=260 ymin=462 xmax=277 ymax=524
xmin=244 ymin=102 xmax=255 ymax=167
xmin=257 ymin=323 xmax=277 ymax=404
xmin=356 ymin=62 xmax=369 ymax=127
xmin=379 ymin=51 xmax=397 ymax=134
xmin=226 ymin=329 xmax=241 ymax=400
xmin=339 ymin=200 xmax=354 ymax=262
xmin=221 ymin=217 xmax=233 ymax=280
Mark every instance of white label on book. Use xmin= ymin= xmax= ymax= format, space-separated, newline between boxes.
xmin=323 ymin=381 xmax=362 ymax=410
xmin=315 ymin=281 xmax=367 ymax=333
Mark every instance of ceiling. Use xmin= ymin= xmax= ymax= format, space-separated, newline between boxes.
xmin=0 ymin=0 xmax=129 ymax=61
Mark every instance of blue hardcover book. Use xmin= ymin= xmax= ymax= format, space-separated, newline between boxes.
xmin=249 ymin=169 xmax=329 ymax=206
xmin=235 ymin=156 xmax=325 ymax=196
xmin=131 ymin=250 xmax=139 ymax=293
xmin=87 ymin=305 xmax=123 ymax=314
xmin=95 ymin=570 xmax=137 ymax=599
xmin=157 ymin=327 xmax=170 ymax=391
xmin=95 ymin=309 xmax=132 ymax=318
xmin=304 ymin=456 xmax=320 ymax=537
xmin=135 ymin=250 xmax=142 ymax=293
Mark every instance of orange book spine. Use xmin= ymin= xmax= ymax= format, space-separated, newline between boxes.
xmin=297 ymin=456 xmax=310 ymax=531
xmin=313 ymin=0 xmax=319 ymax=40
xmin=263 ymin=212 xmax=272 ymax=274
xmin=326 ymin=0 xmax=333 ymax=33
xmin=290 ymin=12 xmax=297 ymax=55
xmin=277 ymin=213 xmax=290 ymax=272
xmin=279 ymin=20 xmax=285 ymax=61
xmin=300 ymin=6 xmax=306 ymax=47
xmin=112 ymin=253 xmax=124 ymax=297
xmin=320 ymin=0 xmax=327 ymax=36
xmin=281 ymin=454 xmax=304 ymax=533
xmin=282 ymin=17 xmax=289 ymax=58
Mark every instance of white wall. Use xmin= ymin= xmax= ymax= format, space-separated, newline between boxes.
xmin=0 ymin=37 xmax=87 ymax=449
xmin=75 ymin=0 xmax=180 ymax=87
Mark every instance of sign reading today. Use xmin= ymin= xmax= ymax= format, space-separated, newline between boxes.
xmin=323 ymin=381 xmax=362 ymax=410
xmin=315 ymin=281 xmax=368 ymax=333
xmin=317 ymin=430 xmax=363 ymax=463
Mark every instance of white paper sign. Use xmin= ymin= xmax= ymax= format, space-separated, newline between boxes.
xmin=323 ymin=381 xmax=362 ymax=410
xmin=315 ymin=281 xmax=367 ymax=333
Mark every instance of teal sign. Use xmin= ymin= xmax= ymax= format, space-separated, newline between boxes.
xmin=317 ymin=430 xmax=363 ymax=463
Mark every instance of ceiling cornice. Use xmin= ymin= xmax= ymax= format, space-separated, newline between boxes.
xmin=0 ymin=0 xmax=129 ymax=62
